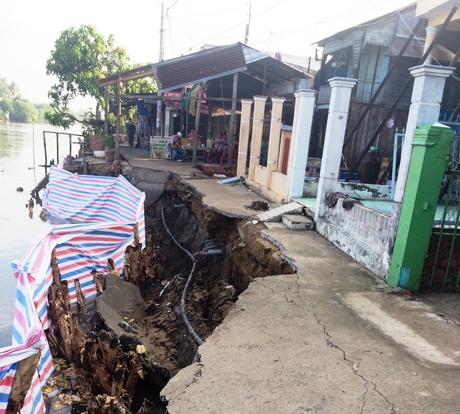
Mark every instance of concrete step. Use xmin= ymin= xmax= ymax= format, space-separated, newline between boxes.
xmin=282 ymin=214 xmax=315 ymax=230
xmin=257 ymin=201 xmax=303 ymax=222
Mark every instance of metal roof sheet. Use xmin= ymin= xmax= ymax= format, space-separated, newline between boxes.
xmin=154 ymin=43 xmax=248 ymax=93
xmin=99 ymin=43 xmax=307 ymax=93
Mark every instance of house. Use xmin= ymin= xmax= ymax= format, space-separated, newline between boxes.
xmin=99 ymin=42 xmax=311 ymax=165
xmin=312 ymin=2 xmax=460 ymax=182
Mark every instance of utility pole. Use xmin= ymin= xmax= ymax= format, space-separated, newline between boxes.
xmin=157 ymin=1 xmax=165 ymax=137
xmin=159 ymin=1 xmax=165 ymax=61
xmin=244 ymin=2 xmax=251 ymax=44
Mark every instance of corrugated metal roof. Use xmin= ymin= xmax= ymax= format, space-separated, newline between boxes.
xmin=315 ymin=3 xmax=417 ymax=48
xmin=154 ymin=44 xmax=247 ymax=93
xmin=99 ymin=43 xmax=307 ymax=93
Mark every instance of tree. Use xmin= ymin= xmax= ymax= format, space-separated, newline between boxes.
xmin=0 ymin=78 xmax=9 ymax=98
xmin=0 ymin=99 xmax=13 ymax=117
xmin=35 ymin=103 xmax=53 ymax=123
xmin=45 ymin=25 xmax=131 ymax=131
xmin=8 ymin=82 xmax=19 ymax=106
xmin=10 ymin=99 xmax=38 ymax=123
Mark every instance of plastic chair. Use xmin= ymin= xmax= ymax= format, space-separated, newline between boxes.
xmin=220 ymin=148 xmax=238 ymax=166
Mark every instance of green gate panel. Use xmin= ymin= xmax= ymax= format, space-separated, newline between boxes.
xmin=387 ymin=123 xmax=452 ymax=290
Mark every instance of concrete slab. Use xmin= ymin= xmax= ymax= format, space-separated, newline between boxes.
xmin=257 ymin=201 xmax=303 ymax=222
xmin=119 ymin=145 xmax=460 ymax=414
xmin=162 ymin=228 xmax=460 ymax=414
xmin=95 ymin=274 xmax=144 ymax=335
xmin=282 ymin=214 xmax=314 ymax=230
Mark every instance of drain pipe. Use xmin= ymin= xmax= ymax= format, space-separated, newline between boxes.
xmin=194 ymin=249 xmax=223 ymax=257
xmin=161 ymin=207 xmax=204 ymax=346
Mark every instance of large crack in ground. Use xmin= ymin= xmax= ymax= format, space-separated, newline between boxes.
xmin=43 ymin=177 xmax=294 ymax=413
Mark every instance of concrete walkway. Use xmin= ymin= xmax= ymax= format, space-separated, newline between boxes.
xmin=120 ymin=145 xmax=460 ymax=414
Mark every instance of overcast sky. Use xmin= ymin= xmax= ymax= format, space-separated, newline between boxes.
xmin=1 ymin=0 xmax=415 ymax=109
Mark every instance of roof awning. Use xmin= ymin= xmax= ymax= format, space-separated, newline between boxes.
xmin=99 ymin=43 xmax=307 ymax=94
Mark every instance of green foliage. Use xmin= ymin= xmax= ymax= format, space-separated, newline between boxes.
xmin=145 ymin=353 xmax=156 ymax=365
xmin=80 ymin=111 xmax=104 ymax=138
xmin=0 ymin=76 xmax=59 ymax=123
xmin=103 ymin=133 xmax=115 ymax=148
xmin=0 ymin=78 xmax=20 ymax=119
xmin=44 ymin=25 xmax=160 ymax=133
xmin=34 ymin=103 xmax=53 ymax=123
xmin=0 ymin=78 xmax=9 ymax=98
xmin=0 ymin=99 xmax=13 ymax=116
xmin=10 ymin=99 xmax=38 ymax=123
xmin=123 ymin=69 xmax=157 ymax=95
xmin=45 ymin=25 xmax=130 ymax=130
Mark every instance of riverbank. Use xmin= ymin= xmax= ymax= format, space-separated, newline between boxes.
xmin=14 ymin=142 xmax=460 ymax=413
xmin=113 ymin=145 xmax=460 ymax=414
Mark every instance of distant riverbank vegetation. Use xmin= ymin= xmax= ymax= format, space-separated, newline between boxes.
xmin=0 ymin=77 xmax=53 ymax=123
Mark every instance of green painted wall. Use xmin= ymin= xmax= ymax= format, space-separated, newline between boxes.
xmin=387 ymin=123 xmax=452 ymax=290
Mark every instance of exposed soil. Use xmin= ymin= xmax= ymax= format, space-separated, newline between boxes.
xmin=43 ymin=175 xmax=294 ymax=413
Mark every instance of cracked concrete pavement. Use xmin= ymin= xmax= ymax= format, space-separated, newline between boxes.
xmin=118 ymin=146 xmax=460 ymax=413
xmin=162 ymin=227 xmax=460 ymax=414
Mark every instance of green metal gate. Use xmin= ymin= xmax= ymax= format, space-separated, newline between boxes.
xmin=422 ymin=136 xmax=460 ymax=290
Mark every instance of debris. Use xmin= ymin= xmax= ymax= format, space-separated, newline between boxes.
xmin=325 ymin=192 xmax=344 ymax=208
xmin=136 ymin=344 xmax=146 ymax=354
xmin=250 ymin=200 xmax=269 ymax=210
xmin=117 ymin=320 xmax=133 ymax=332
xmin=46 ymin=389 xmax=61 ymax=398
xmin=217 ymin=176 xmax=241 ymax=184
xmin=342 ymin=197 xmax=362 ymax=210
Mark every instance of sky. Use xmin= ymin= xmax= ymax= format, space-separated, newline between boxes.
xmin=0 ymin=0 xmax=415 ymax=110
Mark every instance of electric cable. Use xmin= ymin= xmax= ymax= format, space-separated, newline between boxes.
xmin=161 ymin=206 xmax=204 ymax=346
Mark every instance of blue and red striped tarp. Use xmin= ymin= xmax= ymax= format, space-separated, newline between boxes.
xmin=0 ymin=167 xmax=146 ymax=413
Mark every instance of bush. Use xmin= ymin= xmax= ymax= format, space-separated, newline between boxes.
xmin=104 ymin=133 xmax=115 ymax=148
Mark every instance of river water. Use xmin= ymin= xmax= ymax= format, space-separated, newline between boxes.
xmin=0 ymin=122 xmax=81 ymax=347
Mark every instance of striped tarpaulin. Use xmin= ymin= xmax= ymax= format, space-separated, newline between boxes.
xmin=0 ymin=167 xmax=146 ymax=413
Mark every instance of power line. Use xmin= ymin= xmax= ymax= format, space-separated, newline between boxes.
xmin=165 ymin=0 xmax=414 ymax=58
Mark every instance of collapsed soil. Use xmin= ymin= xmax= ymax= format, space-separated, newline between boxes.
xmin=44 ymin=176 xmax=294 ymax=413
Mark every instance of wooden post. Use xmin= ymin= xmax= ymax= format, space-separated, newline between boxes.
xmin=115 ymin=76 xmax=121 ymax=160
xmin=6 ymin=352 xmax=41 ymax=414
xmin=104 ymin=86 xmax=109 ymax=138
xmin=192 ymin=83 xmax=203 ymax=168
xmin=207 ymin=103 xmax=213 ymax=145
xmin=227 ymin=73 xmax=238 ymax=167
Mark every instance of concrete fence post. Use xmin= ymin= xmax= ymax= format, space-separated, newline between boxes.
xmin=266 ymin=97 xmax=285 ymax=190
xmin=248 ymin=95 xmax=267 ymax=181
xmin=315 ymin=77 xmax=357 ymax=221
xmin=387 ymin=123 xmax=452 ymax=290
xmin=237 ymin=99 xmax=253 ymax=177
xmin=287 ymin=89 xmax=316 ymax=201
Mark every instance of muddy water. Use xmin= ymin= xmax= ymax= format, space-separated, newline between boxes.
xmin=0 ymin=122 xmax=81 ymax=347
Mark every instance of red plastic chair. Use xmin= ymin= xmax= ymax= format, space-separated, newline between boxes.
xmin=220 ymin=148 xmax=238 ymax=166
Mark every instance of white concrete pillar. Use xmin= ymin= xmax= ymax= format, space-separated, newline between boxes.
xmin=165 ymin=107 xmax=171 ymax=137
xmin=315 ymin=78 xmax=357 ymax=220
xmin=423 ymin=26 xmax=439 ymax=65
xmin=248 ymin=95 xmax=267 ymax=181
xmin=286 ymin=89 xmax=316 ymax=201
xmin=393 ymin=65 xmax=454 ymax=207
xmin=237 ymin=99 xmax=253 ymax=176
xmin=266 ymin=97 xmax=285 ymax=189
